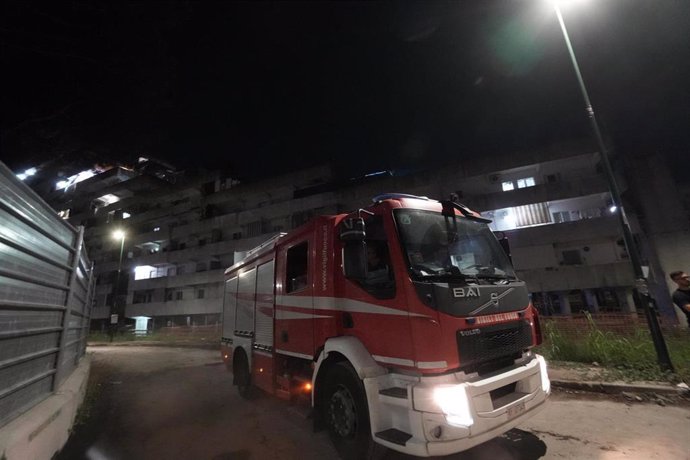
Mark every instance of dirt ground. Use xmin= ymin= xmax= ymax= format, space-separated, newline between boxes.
xmin=57 ymin=346 xmax=690 ymax=460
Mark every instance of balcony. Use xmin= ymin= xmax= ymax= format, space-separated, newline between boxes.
xmin=508 ymin=214 xmax=621 ymax=247
xmin=517 ymin=262 xmax=634 ymax=292
xmin=130 ymin=268 xmax=224 ymax=290
xmin=466 ymin=176 xmax=608 ymax=211
xmin=126 ymin=297 xmax=222 ymax=317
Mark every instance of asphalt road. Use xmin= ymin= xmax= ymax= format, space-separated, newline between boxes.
xmin=57 ymin=346 xmax=690 ymax=460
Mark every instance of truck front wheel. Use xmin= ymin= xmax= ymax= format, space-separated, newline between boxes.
xmin=321 ymin=363 xmax=379 ymax=460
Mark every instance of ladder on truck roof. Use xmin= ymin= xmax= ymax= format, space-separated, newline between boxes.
xmin=225 ymin=232 xmax=287 ymax=272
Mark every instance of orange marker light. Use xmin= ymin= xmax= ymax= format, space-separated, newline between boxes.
xmin=259 ymin=368 xmax=264 ymax=373
xmin=304 ymin=383 xmax=312 ymax=392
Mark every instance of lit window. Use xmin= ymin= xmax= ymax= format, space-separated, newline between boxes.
xmin=153 ymin=227 xmax=161 ymax=232
xmin=134 ymin=265 xmax=156 ymax=280
xmin=55 ymin=168 xmax=104 ymax=191
xmin=122 ymin=212 xmax=131 ymax=219
xmin=98 ymin=194 xmax=120 ymax=205
xmin=17 ymin=167 xmax=37 ymax=181
xmin=517 ymin=177 xmax=536 ymax=189
xmin=502 ymin=181 xmax=514 ymax=192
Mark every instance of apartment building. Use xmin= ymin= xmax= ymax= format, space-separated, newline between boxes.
xmin=21 ymin=144 xmax=687 ymax=331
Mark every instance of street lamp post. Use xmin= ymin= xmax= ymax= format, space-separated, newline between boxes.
xmin=111 ymin=229 xmax=126 ymax=341
xmin=552 ymin=2 xmax=673 ymax=372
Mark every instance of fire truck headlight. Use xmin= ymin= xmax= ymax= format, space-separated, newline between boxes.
xmin=537 ymin=355 xmax=551 ymax=394
xmin=433 ymin=385 xmax=473 ymax=427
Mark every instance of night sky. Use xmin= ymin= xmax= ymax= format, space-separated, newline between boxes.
xmin=1 ymin=1 xmax=688 ymax=181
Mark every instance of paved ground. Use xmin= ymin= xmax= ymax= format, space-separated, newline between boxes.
xmin=58 ymin=346 xmax=690 ymax=460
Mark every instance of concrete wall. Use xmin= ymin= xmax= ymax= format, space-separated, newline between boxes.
xmin=0 ymin=356 xmax=90 ymax=460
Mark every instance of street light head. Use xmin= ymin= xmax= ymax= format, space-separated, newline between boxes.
xmin=113 ymin=229 xmax=126 ymax=240
xmin=547 ymin=0 xmax=591 ymax=12
xmin=548 ymin=0 xmax=590 ymax=5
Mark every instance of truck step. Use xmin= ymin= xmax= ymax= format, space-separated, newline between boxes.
xmin=378 ymin=387 xmax=408 ymax=399
xmin=375 ymin=428 xmax=412 ymax=446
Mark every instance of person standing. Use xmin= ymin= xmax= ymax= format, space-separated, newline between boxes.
xmin=669 ymin=271 xmax=690 ymax=326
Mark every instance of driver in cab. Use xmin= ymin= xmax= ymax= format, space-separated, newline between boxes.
xmin=366 ymin=243 xmax=390 ymax=285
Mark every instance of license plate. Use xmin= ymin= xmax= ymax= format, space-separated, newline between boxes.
xmin=507 ymin=401 xmax=526 ymax=419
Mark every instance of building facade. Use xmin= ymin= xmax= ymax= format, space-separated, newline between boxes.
xmin=22 ymin=145 xmax=689 ymax=331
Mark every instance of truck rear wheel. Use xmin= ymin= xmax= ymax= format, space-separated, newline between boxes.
xmin=321 ymin=363 xmax=379 ymax=460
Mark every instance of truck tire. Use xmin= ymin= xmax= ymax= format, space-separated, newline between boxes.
xmin=321 ymin=362 xmax=380 ymax=460
xmin=233 ymin=350 xmax=253 ymax=399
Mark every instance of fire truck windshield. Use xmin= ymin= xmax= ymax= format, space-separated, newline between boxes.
xmin=393 ymin=209 xmax=516 ymax=280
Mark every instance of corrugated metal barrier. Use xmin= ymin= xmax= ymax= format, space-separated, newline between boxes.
xmin=0 ymin=161 xmax=94 ymax=428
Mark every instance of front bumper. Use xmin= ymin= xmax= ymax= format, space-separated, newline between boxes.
xmin=366 ymin=355 xmax=550 ymax=457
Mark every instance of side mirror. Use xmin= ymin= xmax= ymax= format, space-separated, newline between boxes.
xmin=342 ymin=241 xmax=367 ymax=280
xmin=340 ymin=217 xmax=366 ymax=241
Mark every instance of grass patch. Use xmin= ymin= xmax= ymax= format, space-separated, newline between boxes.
xmin=536 ymin=313 xmax=690 ymax=383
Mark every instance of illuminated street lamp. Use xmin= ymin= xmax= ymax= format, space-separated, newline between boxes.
xmin=551 ymin=1 xmax=673 ymax=371
xmin=113 ymin=229 xmax=126 ymax=283
xmin=110 ymin=229 xmax=126 ymax=339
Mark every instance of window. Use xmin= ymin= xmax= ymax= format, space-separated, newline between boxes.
xmin=134 ymin=265 xmax=157 ymax=280
xmin=197 ymin=289 xmax=205 ymax=299
xmin=360 ymin=216 xmax=395 ymax=299
xmin=176 ymin=291 xmax=183 ymax=300
xmin=562 ymin=250 xmax=583 ymax=265
xmin=133 ymin=291 xmax=149 ymax=304
xmin=552 ymin=211 xmax=571 ymax=223
xmin=210 ymin=260 xmax=222 ymax=270
xmin=196 ymin=262 xmax=207 ymax=272
xmin=503 ymin=177 xmax=535 ymax=191
xmin=291 ymin=211 xmax=313 ymax=229
xmin=166 ymin=289 xmax=173 ymax=301
xmin=517 ymin=177 xmax=535 ymax=188
xmin=286 ymin=242 xmax=308 ymax=293
xmin=246 ymin=221 xmax=262 ymax=237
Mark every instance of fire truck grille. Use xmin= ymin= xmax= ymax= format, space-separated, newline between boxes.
xmin=457 ymin=320 xmax=533 ymax=373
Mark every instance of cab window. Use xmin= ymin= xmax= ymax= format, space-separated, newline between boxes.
xmin=286 ymin=242 xmax=309 ymax=293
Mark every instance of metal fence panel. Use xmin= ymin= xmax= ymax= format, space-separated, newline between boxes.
xmin=0 ymin=161 xmax=93 ymax=428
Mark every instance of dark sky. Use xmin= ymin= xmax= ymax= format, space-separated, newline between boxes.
xmin=1 ymin=1 xmax=688 ymax=180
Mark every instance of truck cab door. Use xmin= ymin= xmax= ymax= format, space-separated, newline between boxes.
xmin=275 ymin=237 xmax=314 ymax=359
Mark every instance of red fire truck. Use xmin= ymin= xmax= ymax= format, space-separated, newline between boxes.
xmin=220 ymin=193 xmax=550 ymax=459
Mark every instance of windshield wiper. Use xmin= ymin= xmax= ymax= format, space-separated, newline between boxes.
xmin=410 ymin=266 xmax=479 ymax=282
xmin=472 ymin=273 xmax=515 ymax=281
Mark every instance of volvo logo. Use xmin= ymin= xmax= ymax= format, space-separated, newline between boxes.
xmin=469 ymin=288 xmax=516 ymax=315
xmin=459 ymin=329 xmax=481 ymax=337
